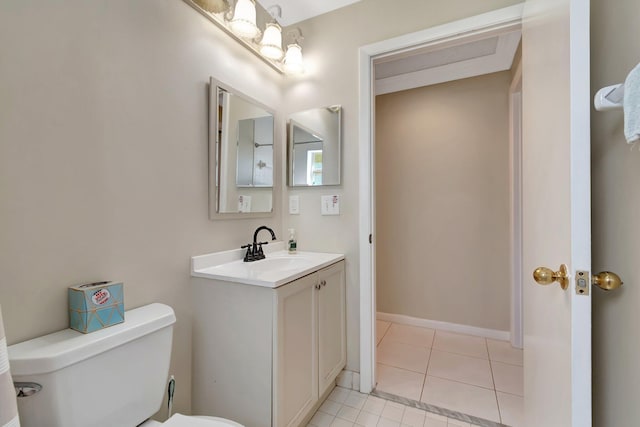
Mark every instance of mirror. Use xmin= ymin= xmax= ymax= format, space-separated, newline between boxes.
xmin=210 ymin=77 xmax=274 ymax=218
xmin=288 ymin=106 xmax=342 ymax=186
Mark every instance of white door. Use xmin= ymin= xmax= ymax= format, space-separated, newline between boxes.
xmin=522 ymin=0 xmax=591 ymax=425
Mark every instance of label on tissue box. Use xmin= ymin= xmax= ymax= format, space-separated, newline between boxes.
xmin=69 ymin=281 xmax=124 ymax=333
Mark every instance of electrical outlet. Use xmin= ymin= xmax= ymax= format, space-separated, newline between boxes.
xmin=321 ymin=195 xmax=340 ymax=215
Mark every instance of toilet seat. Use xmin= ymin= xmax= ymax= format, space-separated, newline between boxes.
xmin=142 ymin=413 xmax=244 ymax=427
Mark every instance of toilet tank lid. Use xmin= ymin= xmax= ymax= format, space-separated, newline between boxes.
xmin=8 ymin=303 xmax=176 ymax=376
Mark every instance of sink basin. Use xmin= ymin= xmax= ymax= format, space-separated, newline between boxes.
xmin=191 ymin=245 xmax=344 ymax=288
xmin=245 ymin=256 xmax=315 ymax=272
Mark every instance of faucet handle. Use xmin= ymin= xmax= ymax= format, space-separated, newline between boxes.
xmin=255 ymin=242 xmax=268 ymax=260
xmin=241 ymin=243 xmax=253 ymax=262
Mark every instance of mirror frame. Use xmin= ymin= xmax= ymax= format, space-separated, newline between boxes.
xmin=287 ymin=105 xmax=342 ymax=187
xmin=209 ymin=77 xmax=276 ymax=220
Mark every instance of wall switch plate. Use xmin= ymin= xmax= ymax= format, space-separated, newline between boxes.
xmin=321 ymin=195 xmax=340 ymax=215
xmin=289 ymin=195 xmax=300 ymax=215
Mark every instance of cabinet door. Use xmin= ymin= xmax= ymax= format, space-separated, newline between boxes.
xmin=274 ymin=273 xmax=318 ymax=427
xmin=317 ymin=261 xmax=347 ymax=394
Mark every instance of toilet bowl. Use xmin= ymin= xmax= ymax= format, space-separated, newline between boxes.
xmin=8 ymin=303 xmax=243 ymax=427
xmin=142 ymin=414 xmax=244 ymax=426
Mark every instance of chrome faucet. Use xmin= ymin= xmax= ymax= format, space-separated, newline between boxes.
xmin=241 ymin=226 xmax=277 ymax=262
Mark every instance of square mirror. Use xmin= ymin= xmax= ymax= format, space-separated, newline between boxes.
xmin=288 ymin=106 xmax=342 ymax=187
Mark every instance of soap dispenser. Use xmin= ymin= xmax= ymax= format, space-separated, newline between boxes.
xmin=288 ymin=228 xmax=297 ymax=254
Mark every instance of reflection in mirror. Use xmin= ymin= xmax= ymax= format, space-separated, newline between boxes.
xmin=210 ymin=77 xmax=274 ymax=218
xmin=288 ymin=106 xmax=342 ymax=186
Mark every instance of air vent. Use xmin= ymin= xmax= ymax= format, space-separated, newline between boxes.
xmin=375 ymin=37 xmax=499 ymax=80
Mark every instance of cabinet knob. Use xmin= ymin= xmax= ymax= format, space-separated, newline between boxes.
xmin=321 ymin=280 xmax=327 ymax=287
xmin=315 ymin=284 xmax=321 ymax=290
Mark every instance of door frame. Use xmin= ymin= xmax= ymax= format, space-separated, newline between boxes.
xmin=510 ymin=62 xmax=524 ymax=349
xmin=357 ymin=4 xmax=525 ymax=393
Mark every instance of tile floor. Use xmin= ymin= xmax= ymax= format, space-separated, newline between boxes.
xmin=308 ymin=386 xmax=482 ymax=427
xmin=375 ymin=321 xmax=523 ymax=426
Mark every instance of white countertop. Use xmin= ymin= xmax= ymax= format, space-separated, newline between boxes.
xmin=191 ymin=242 xmax=344 ymax=288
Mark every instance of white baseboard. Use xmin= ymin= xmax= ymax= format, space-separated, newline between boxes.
xmin=377 ymin=312 xmax=510 ymax=342
xmin=336 ymin=369 xmax=360 ymax=391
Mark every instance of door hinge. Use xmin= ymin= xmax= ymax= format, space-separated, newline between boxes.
xmin=369 ymin=234 xmax=372 ymax=244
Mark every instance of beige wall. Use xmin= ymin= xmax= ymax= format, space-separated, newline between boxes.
xmin=0 ymin=0 xmax=283 ymax=417
xmin=375 ymin=72 xmax=512 ymax=331
xmin=591 ymin=0 xmax=640 ymax=425
xmin=284 ymin=0 xmax=522 ymax=372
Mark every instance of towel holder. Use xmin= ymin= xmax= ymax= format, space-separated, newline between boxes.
xmin=594 ymin=83 xmax=625 ymax=111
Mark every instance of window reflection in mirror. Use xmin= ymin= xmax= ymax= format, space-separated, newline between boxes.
xmin=288 ymin=106 xmax=341 ymax=187
xmin=210 ymin=78 xmax=274 ymax=218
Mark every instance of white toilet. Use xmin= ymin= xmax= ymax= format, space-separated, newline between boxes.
xmin=8 ymin=303 xmax=242 ymax=427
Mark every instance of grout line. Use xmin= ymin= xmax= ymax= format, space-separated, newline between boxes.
xmin=419 ymin=372 xmax=427 ymax=402
xmin=424 ymin=374 xmax=497 ymax=392
xmin=421 ymin=343 xmax=434 ymax=402
xmin=490 ymin=360 xmax=524 ymax=367
xmin=430 ymin=347 xmax=491 ymax=362
xmin=484 ymin=339 xmax=496 ymax=391
xmin=494 ymin=390 xmax=503 ymax=425
xmin=376 ymin=360 xmax=427 ymax=376
xmin=378 ymin=321 xmax=392 ymax=344
xmin=486 ymin=343 xmax=503 ymax=425
xmin=495 ymin=390 xmax=524 ymax=398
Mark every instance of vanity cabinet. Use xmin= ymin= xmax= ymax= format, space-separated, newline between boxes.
xmin=191 ymin=260 xmax=346 ymax=427
xmin=275 ymin=261 xmax=346 ymax=427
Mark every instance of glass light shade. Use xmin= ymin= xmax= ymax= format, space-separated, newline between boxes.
xmin=283 ymin=43 xmax=304 ymax=74
xmin=229 ymin=0 xmax=258 ymax=39
xmin=260 ymin=23 xmax=283 ymax=60
xmin=194 ymin=0 xmax=230 ymax=14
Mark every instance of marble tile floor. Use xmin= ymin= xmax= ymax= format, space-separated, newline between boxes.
xmin=307 ymin=322 xmax=523 ymax=427
xmin=307 ymin=386 xmax=486 ymax=427
xmin=374 ymin=321 xmax=523 ymax=427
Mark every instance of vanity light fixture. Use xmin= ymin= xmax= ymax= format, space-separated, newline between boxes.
xmin=193 ymin=0 xmax=230 ymax=14
xmin=260 ymin=23 xmax=284 ymax=60
xmin=283 ymin=43 xmax=303 ymax=74
xmin=259 ymin=5 xmax=284 ymax=61
xmin=229 ymin=0 xmax=259 ymax=39
xmin=183 ymin=0 xmax=307 ymax=74
xmin=283 ymin=28 xmax=305 ymax=75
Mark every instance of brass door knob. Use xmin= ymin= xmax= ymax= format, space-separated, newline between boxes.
xmin=592 ymin=271 xmax=623 ymax=291
xmin=533 ymin=264 xmax=569 ymax=290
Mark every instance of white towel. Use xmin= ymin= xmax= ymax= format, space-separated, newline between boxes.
xmin=0 ymin=306 xmax=20 ymax=427
xmin=624 ymin=63 xmax=640 ymax=143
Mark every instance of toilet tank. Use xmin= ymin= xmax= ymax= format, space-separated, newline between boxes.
xmin=8 ymin=303 xmax=176 ymax=427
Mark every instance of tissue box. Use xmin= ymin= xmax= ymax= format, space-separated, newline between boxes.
xmin=69 ymin=281 xmax=124 ymax=333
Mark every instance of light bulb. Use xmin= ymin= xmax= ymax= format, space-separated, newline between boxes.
xmin=260 ymin=23 xmax=283 ymax=60
xmin=284 ymin=43 xmax=304 ymax=74
xmin=229 ymin=0 xmax=258 ymax=39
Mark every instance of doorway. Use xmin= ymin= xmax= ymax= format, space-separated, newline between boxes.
xmin=374 ymin=70 xmax=522 ymax=425
xmin=358 ymin=4 xmax=525 ymax=426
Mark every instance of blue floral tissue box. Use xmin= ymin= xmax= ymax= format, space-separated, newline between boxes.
xmin=69 ymin=281 xmax=124 ymax=333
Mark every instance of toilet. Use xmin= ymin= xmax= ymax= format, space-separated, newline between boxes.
xmin=8 ymin=303 xmax=242 ymax=427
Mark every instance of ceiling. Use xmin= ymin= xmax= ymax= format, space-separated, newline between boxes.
xmin=374 ymin=30 xmax=522 ymax=95
xmin=256 ymin=0 xmax=362 ymax=27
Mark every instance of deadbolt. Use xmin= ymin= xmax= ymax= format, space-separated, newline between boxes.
xmin=533 ymin=264 xmax=569 ymax=290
